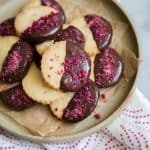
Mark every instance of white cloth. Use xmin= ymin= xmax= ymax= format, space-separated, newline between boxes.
xmin=0 ymin=89 xmax=150 ymax=150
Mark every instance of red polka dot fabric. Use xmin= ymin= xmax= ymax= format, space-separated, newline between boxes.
xmin=0 ymin=89 xmax=150 ymax=150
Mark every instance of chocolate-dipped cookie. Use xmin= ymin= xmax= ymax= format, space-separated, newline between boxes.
xmin=0 ymin=85 xmax=34 ymax=111
xmin=41 ymin=41 xmax=91 ymax=91
xmin=15 ymin=5 xmax=65 ymax=43
xmin=67 ymin=17 xmax=99 ymax=56
xmin=0 ymin=39 xmax=33 ymax=84
xmin=94 ymin=47 xmax=123 ymax=88
xmin=0 ymin=18 xmax=16 ymax=36
xmin=63 ymin=80 xmax=100 ymax=122
xmin=61 ymin=42 xmax=91 ymax=91
xmin=85 ymin=14 xmax=112 ymax=50
xmin=23 ymin=0 xmax=65 ymax=23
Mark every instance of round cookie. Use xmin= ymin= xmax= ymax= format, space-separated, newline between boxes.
xmin=22 ymin=63 xmax=64 ymax=105
xmin=94 ymin=47 xmax=123 ymax=88
xmin=85 ymin=14 xmax=113 ymax=50
xmin=15 ymin=5 xmax=64 ymax=43
xmin=67 ymin=17 xmax=99 ymax=56
xmin=41 ymin=0 xmax=65 ymax=23
xmin=41 ymin=41 xmax=91 ymax=91
xmin=0 ymin=85 xmax=34 ymax=111
xmin=63 ymin=80 xmax=100 ymax=122
xmin=0 ymin=18 xmax=16 ymax=36
xmin=55 ymin=25 xmax=85 ymax=48
xmin=23 ymin=0 xmax=65 ymax=23
xmin=0 ymin=36 xmax=20 ymax=91
xmin=0 ymin=38 xmax=33 ymax=84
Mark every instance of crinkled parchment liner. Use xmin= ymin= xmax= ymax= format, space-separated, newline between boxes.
xmin=0 ymin=0 xmax=139 ymax=136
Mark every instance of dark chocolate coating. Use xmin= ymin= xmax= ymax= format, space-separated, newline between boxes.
xmin=22 ymin=12 xmax=64 ymax=43
xmin=85 ymin=14 xmax=112 ymax=50
xmin=94 ymin=47 xmax=123 ymax=88
xmin=63 ymin=80 xmax=100 ymax=122
xmin=0 ymin=18 xmax=16 ymax=36
xmin=41 ymin=0 xmax=66 ymax=23
xmin=55 ymin=26 xmax=85 ymax=49
xmin=0 ymin=40 xmax=33 ymax=83
xmin=0 ymin=85 xmax=34 ymax=111
xmin=34 ymin=50 xmax=42 ymax=69
xmin=61 ymin=42 xmax=91 ymax=92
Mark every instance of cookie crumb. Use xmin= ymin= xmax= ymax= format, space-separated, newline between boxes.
xmin=49 ymin=66 xmax=53 ymax=70
xmin=94 ymin=114 xmax=101 ymax=119
xmin=101 ymin=93 xmax=106 ymax=99
xmin=47 ymin=75 xmax=51 ymax=78
xmin=49 ymin=58 xmax=54 ymax=61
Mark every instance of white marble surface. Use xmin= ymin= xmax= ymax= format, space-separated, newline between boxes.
xmin=119 ymin=0 xmax=150 ymax=99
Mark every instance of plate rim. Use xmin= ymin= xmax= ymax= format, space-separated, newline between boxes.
xmin=0 ymin=0 xmax=142 ymax=143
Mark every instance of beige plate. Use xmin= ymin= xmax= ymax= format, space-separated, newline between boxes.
xmin=0 ymin=0 xmax=141 ymax=143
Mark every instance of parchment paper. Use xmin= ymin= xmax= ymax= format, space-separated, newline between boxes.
xmin=0 ymin=0 xmax=139 ymax=136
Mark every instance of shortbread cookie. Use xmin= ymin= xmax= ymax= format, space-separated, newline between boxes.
xmin=41 ymin=41 xmax=91 ymax=91
xmin=50 ymin=92 xmax=74 ymax=119
xmin=63 ymin=80 xmax=100 ymax=122
xmin=15 ymin=6 xmax=64 ymax=43
xmin=55 ymin=25 xmax=85 ymax=48
xmin=0 ymin=18 xmax=16 ymax=36
xmin=68 ymin=17 xmax=99 ymax=56
xmin=23 ymin=0 xmax=65 ymax=23
xmin=94 ymin=47 xmax=123 ymax=88
xmin=0 ymin=85 xmax=34 ymax=111
xmin=85 ymin=14 xmax=112 ymax=50
xmin=22 ymin=63 xmax=64 ymax=104
xmin=0 ymin=38 xmax=33 ymax=84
